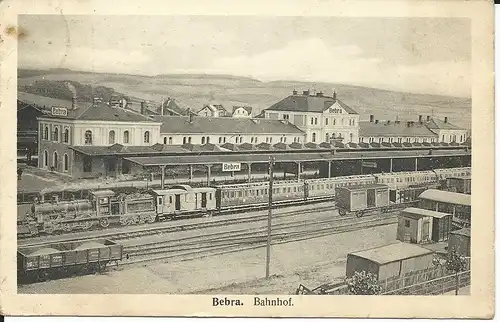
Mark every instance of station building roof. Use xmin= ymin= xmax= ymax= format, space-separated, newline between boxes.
xmin=348 ymin=242 xmax=433 ymax=265
xmin=401 ymin=207 xmax=452 ymax=219
xmin=418 ymin=189 xmax=471 ymax=206
xmin=426 ymin=118 xmax=465 ymax=130
xmin=359 ymin=121 xmax=437 ymax=137
xmin=152 ymin=115 xmax=304 ymax=134
xmin=266 ymin=92 xmax=358 ymax=114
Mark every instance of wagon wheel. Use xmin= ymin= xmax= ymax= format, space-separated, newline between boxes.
xmin=44 ymin=223 xmax=55 ymax=235
xmin=338 ymin=208 xmax=347 ymax=216
xmin=36 ymin=270 xmax=50 ymax=282
xmin=133 ymin=215 xmax=141 ymax=225
xmin=99 ymin=218 xmax=110 ymax=228
xmin=119 ymin=216 xmax=128 ymax=226
xmin=355 ymin=211 xmax=364 ymax=218
xmin=145 ymin=214 xmax=156 ymax=224
xmin=81 ymin=215 xmax=94 ymax=230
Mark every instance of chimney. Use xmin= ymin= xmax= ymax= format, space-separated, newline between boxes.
xmin=375 ymin=120 xmax=379 ymax=124
xmin=292 ymin=90 xmax=298 ymax=95
xmin=444 ymin=117 xmax=448 ymax=123
xmin=419 ymin=115 xmax=423 ymax=123
xmin=387 ymin=120 xmax=391 ymax=125
xmin=395 ymin=120 xmax=401 ymax=124
xmin=426 ymin=115 xmax=431 ymax=122
xmin=302 ymin=90 xmax=310 ymax=96
xmin=141 ymin=101 xmax=147 ymax=115
xmin=316 ymin=92 xmax=323 ymax=97
xmin=333 ymin=91 xmax=337 ymax=101
xmin=72 ymin=96 xmax=77 ymax=110
xmin=188 ymin=108 xmax=194 ymax=123
xmin=370 ymin=115 xmax=374 ymax=123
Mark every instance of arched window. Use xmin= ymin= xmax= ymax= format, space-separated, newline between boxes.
xmin=169 ymin=137 xmax=172 ymax=144
xmin=43 ymin=150 xmax=48 ymax=167
xmin=63 ymin=154 xmax=69 ymax=172
xmin=53 ymin=127 xmax=59 ymax=142
xmin=53 ymin=151 xmax=58 ymax=170
xmin=124 ymin=131 xmax=130 ymax=144
xmin=44 ymin=126 xmax=49 ymax=140
xmin=350 ymin=133 xmax=353 ymax=142
xmin=325 ymin=133 xmax=330 ymax=142
xmin=219 ymin=137 xmax=222 ymax=144
xmin=312 ymin=133 xmax=316 ymax=142
xmin=201 ymin=137 xmax=206 ymax=144
xmin=188 ymin=137 xmax=192 ymax=144
xmin=84 ymin=130 xmax=92 ymax=145
xmin=206 ymin=137 xmax=210 ymax=144
xmin=333 ymin=118 xmax=336 ymax=125
xmin=109 ymin=130 xmax=116 ymax=144
xmin=63 ymin=128 xmax=69 ymax=143
xmin=144 ymin=131 xmax=150 ymax=143
xmin=163 ymin=137 xmax=167 ymax=144
xmin=183 ymin=137 xmax=187 ymax=144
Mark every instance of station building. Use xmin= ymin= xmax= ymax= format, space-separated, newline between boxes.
xmin=263 ymin=90 xmax=360 ymax=144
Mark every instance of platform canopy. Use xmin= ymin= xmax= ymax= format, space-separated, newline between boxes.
xmin=125 ymin=149 xmax=471 ymax=167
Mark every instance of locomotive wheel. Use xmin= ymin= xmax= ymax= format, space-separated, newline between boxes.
xmin=36 ymin=270 xmax=50 ymax=282
xmin=133 ymin=216 xmax=141 ymax=225
xmin=338 ymin=208 xmax=347 ymax=216
xmin=62 ymin=223 xmax=73 ymax=232
xmin=99 ymin=218 xmax=110 ymax=228
xmin=145 ymin=215 xmax=155 ymax=224
xmin=355 ymin=211 xmax=363 ymax=218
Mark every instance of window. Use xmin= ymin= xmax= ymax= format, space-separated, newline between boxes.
xmin=109 ymin=131 xmax=116 ymax=144
xmin=283 ymin=114 xmax=289 ymax=120
xmin=310 ymin=117 xmax=314 ymax=125
xmin=188 ymin=137 xmax=192 ymax=144
xmin=442 ymin=135 xmax=445 ymax=142
xmin=283 ymin=137 xmax=287 ymax=143
xmin=325 ymin=118 xmax=329 ymax=126
xmin=315 ymin=117 xmax=318 ymax=125
xmin=53 ymin=127 xmax=59 ymax=142
xmin=312 ymin=133 xmax=316 ymax=142
xmin=350 ymin=133 xmax=353 ymax=142
xmin=63 ymin=154 xmax=69 ymax=171
xmin=404 ymin=220 xmax=411 ymax=228
xmin=183 ymin=137 xmax=187 ymax=144
xmin=63 ymin=128 xmax=69 ymax=143
xmin=43 ymin=150 xmax=48 ymax=167
xmin=53 ymin=152 xmax=58 ymax=169
xmin=223 ymin=137 xmax=226 ymax=143
xmin=84 ymin=130 xmax=92 ymax=145
xmin=333 ymin=118 xmax=336 ymax=125
xmin=251 ymin=137 xmax=254 ymax=144
xmin=164 ymin=137 xmax=167 ymax=144
xmin=44 ymin=126 xmax=49 ymax=140
xmin=83 ymin=155 xmax=92 ymax=173
xmin=169 ymin=137 xmax=172 ymax=144
xmin=219 ymin=137 xmax=222 ymax=144
xmin=169 ymin=196 xmax=173 ymax=203
xmin=202 ymin=137 xmax=206 ymax=144
xmin=144 ymin=131 xmax=150 ymax=143
xmin=124 ymin=131 xmax=130 ymax=144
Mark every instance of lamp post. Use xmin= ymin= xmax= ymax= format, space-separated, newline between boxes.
xmin=266 ymin=156 xmax=275 ymax=278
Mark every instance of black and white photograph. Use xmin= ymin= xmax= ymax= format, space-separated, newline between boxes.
xmin=0 ymin=0 xmax=494 ymax=318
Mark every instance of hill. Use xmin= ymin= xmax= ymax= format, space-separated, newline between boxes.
xmin=18 ymin=68 xmax=471 ymax=129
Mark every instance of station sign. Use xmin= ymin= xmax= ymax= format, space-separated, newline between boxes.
xmin=51 ymin=106 xmax=68 ymax=117
xmin=362 ymin=161 xmax=377 ymax=168
xmin=222 ymin=163 xmax=241 ymax=172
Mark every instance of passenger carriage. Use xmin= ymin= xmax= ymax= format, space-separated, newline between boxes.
xmin=418 ymin=189 xmax=471 ymax=229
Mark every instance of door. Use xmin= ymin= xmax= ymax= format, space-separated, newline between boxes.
xmin=201 ymin=192 xmax=207 ymax=208
xmin=367 ymin=189 xmax=375 ymax=208
xmin=422 ymin=220 xmax=430 ymax=241
xmin=111 ymin=201 xmax=120 ymax=215
xmin=175 ymin=194 xmax=181 ymax=211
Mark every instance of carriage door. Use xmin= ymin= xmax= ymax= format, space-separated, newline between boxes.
xmin=367 ymin=188 xmax=375 ymax=208
xmin=422 ymin=219 xmax=430 ymax=241
xmin=201 ymin=192 xmax=207 ymax=208
xmin=111 ymin=200 xmax=120 ymax=215
xmin=175 ymin=194 xmax=181 ymax=211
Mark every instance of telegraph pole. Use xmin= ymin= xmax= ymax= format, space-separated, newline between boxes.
xmin=266 ymin=156 xmax=275 ymax=278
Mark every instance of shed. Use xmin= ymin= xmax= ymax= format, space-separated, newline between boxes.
xmin=346 ymin=242 xmax=435 ymax=281
xmin=397 ymin=207 xmax=453 ymax=244
xmin=448 ymin=228 xmax=471 ymax=257
xmin=335 ymin=184 xmax=389 ymax=212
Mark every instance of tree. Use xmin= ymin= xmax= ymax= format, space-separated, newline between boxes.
xmin=345 ymin=271 xmax=382 ymax=295
xmin=446 ymin=248 xmax=467 ymax=295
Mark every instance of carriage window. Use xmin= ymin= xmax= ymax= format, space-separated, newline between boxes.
xmin=209 ymin=193 xmax=212 ymax=200
xmin=238 ymin=191 xmax=242 ymax=197
xmin=158 ymin=197 xmax=163 ymax=205
xmin=256 ymin=190 xmax=259 ymax=196
xmin=169 ymin=196 xmax=173 ymax=203
xmin=404 ymin=220 xmax=410 ymax=228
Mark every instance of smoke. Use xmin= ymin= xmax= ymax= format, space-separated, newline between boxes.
xmin=65 ymin=82 xmax=77 ymax=97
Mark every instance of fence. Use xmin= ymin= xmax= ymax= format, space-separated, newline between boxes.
xmin=382 ymin=270 xmax=470 ymax=295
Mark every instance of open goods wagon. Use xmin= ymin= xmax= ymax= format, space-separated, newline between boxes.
xmin=18 ymin=239 xmax=122 ymax=284
xmin=335 ymin=184 xmax=390 ymax=217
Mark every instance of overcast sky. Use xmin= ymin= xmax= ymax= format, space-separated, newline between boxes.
xmin=19 ymin=15 xmax=471 ymax=97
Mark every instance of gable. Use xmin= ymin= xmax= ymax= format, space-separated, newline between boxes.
xmin=323 ymin=101 xmax=348 ymax=115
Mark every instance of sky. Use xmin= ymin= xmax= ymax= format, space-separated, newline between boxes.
xmin=18 ymin=15 xmax=471 ymax=97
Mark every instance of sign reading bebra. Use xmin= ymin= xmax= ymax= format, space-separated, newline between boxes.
xmin=222 ymin=163 xmax=241 ymax=172
xmin=51 ymin=106 xmax=68 ymax=117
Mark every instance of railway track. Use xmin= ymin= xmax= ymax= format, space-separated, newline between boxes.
xmin=19 ymin=202 xmax=339 ymax=248
xmin=121 ymin=213 xmax=399 ymax=266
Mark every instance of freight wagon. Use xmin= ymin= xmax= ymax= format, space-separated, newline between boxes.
xmin=18 ymin=239 xmax=123 ymax=283
xmin=335 ymin=184 xmax=390 ymax=217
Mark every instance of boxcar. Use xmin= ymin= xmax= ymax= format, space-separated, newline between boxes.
xmin=335 ymin=184 xmax=390 ymax=217
xmin=445 ymin=176 xmax=471 ymax=194
xmin=18 ymin=239 xmax=122 ymax=283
